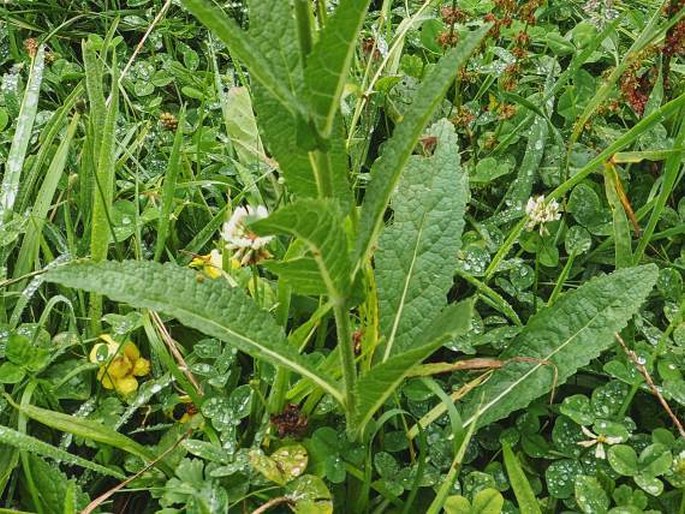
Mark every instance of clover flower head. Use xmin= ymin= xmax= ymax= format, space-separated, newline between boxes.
xmin=89 ymin=335 xmax=150 ymax=396
xmin=525 ymin=195 xmax=562 ymax=235
xmin=221 ymin=205 xmax=273 ymax=266
xmin=577 ymin=425 xmax=622 ymax=459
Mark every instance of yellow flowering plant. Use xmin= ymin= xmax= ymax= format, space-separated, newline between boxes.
xmin=89 ymin=334 xmax=151 ymax=395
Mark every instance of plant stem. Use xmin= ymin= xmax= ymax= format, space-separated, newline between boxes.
xmin=294 ymin=0 xmax=313 ymax=63
xmin=333 ymin=301 xmax=357 ymax=435
xmin=310 ymin=150 xmax=335 ymax=198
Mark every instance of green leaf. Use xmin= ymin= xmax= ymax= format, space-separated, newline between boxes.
xmin=575 ymin=475 xmax=609 ymax=514
xmin=154 ymin=107 xmax=186 ymax=262
xmin=355 ymin=25 xmax=489 ymax=271
xmin=444 ymin=495 xmax=472 ymax=514
xmin=181 ymin=0 xmax=303 ymax=117
xmin=9 ymin=400 xmax=170 ymax=475
xmin=44 ymin=260 xmax=343 ymax=404
xmin=0 ymin=45 xmax=45 ymax=222
xmin=0 ymin=426 xmax=123 ymax=478
xmin=246 ymin=0 xmax=317 ymax=201
xmin=354 ymin=301 xmax=473 ymax=436
xmin=252 ymin=199 xmax=351 ymax=302
xmin=502 ymin=443 xmax=541 ymax=514
xmin=250 ymin=445 xmax=308 ymax=486
xmin=375 ymin=119 xmax=468 ymax=360
xmin=461 ymin=265 xmax=658 ymax=428
xmin=608 ymin=445 xmax=639 ymax=476
xmin=471 ymin=489 xmax=505 ymax=513
xmin=304 ymin=0 xmax=371 ymax=137
xmin=21 ymin=455 xmax=90 ymax=514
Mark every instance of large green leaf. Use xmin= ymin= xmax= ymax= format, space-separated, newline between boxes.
xmin=375 ymin=120 xmax=468 ymax=360
xmin=181 ymin=0 xmax=303 ymax=117
xmin=247 ymin=0 xmax=318 ymax=201
xmin=354 ymin=301 xmax=473 ymax=436
xmin=252 ymin=199 xmax=351 ymax=303
xmin=45 ymin=260 xmax=343 ymax=404
xmin=304 ymin=0 xmax=372 ymax=138
xmin=461 ymin=265 xmax=658 ymax=428
xmin=354 ymin=25 xmax=489 ymax=272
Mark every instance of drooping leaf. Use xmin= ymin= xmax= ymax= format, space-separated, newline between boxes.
xmin=45 ymin=260 xmax=343 ymax=404
xmin=354 ymin=301 xmax=473 ymax=436
xmin=304 ymin=0 xmax=372 ymax=138
xmin=461 ymin=265 xmax=658 ymax=428
xmin=252 ymin=199 xmax=351 ymax=302
xmin=355 ymin=25 xmax=489 ymax=271
xmin=375 ymin=119 xmax=468 ymax=360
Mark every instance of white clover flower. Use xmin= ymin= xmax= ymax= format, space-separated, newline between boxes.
xmin=221 ymin=205 xmax=273 ymax=266
xmin=525 ymin=195 xmax=562 ymax=236
xmin=577 ymin=425 xmax=622 ymax=460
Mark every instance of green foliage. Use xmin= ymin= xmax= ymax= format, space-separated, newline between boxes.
xmin=1 ymin=0 xmax=685 ymax=511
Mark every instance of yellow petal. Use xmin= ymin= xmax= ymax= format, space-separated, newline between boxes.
xmin=114 ymin=376 xmax=138 ymax=395
xmin=97 ymin=369 xmax=116 ymax=390
xmin=132 ymin=357 xmax=151 ymax=377
xmin=122 ymin=341 xmax=141 ymax=361
xmin=105 ymin=356 xmax=132 ymax=379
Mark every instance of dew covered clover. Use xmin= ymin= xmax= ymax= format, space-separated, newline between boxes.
xmin=525 ymin=194 xmax=562 ymax=236
xmin=89 ymin=334 xmax=150 ymax=395
xmin=221 ymin=205 xmax=273 ymax=266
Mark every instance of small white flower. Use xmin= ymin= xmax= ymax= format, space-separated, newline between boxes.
xmin=525 ymin=195 xmax=562 ymax=236
xmin=221 ymin=205 xmax=273 ymax=266
xmin=577 ymin=425 xmax=622 ymax=459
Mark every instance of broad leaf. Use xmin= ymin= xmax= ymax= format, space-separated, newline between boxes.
xmin=247 ymin=0 xmax=318 ymax=201
xmin=252 ymin=199 xmax=351 ymax=302
xmin=304 ymin=0 xmax=372 ymax=137
xmin=182 ymin=0 xmax=303 ymax=117
xmin=354 ymin=301 xmax=473 ymax=436
xmin=355 ymin=25 xmax=489 ymax=271
xmin=375 ymin=119 xmax=468 ymax=360
xmin=461 ymin=265 xmax=658 ymax=428
xmin=45 ymin=260 xmax=343 ymax=404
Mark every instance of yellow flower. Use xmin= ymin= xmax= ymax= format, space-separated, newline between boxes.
xmin=190 ymin=249 xmax=223 ymax=279
xmin=89 ymin=335 xmax=150 ymax=396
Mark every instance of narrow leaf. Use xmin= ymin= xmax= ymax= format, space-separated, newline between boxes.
xmin=154 ymin=107 xmax=186 ymax=262
xmin=0 ymin=45 xmax=45 ymax=222
xmin=503 ymin=443 xmax=542 ymax=514
xmin=9 ymin=400 xmax=170 ymax=475
xmin=45 ymin=260 xmax=343 ymax=404
xmin=252 ymin=199 xmax=351 ymax=302
xmin=304 ymin=0 xmax=372 ymax=137
xmin=354 ymin=301 xmax=473 ymax=435
xmin=355 ymin=25 xmax=489 ymax=270
xmin=0 ymin=425 xmax=124 ymax=479
xmin=461 ymin=265 xmax=658 ymax=428
xmin=375 ymin=119 xmax=468 ymax=360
